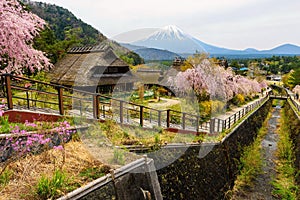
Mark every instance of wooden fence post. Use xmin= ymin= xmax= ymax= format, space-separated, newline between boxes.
xmin=167 ymin=109 xmax=170 ymax=128
xmin=4 ymin=74 xmax=13 ymax=110
xmin=140 ymin=106 xmax=144 ymax=127
xmin=119 ymin=101 xmax=123 ymax=124
xmin=182 ymin=113 xmax=186 ymax=130
xmin=210 ymin=118 xmax=215 ymax=134
xmin=103 ymin=105 xmax=106 ymax=118
xmin=93 ymin=95 xmax=100 ymax=119
xmin=196 ymin=116 xmax=199 ymax=132
xmin=57 ymin=86 xmax=64 ymax=115
xmin=158 ymin=110 xmax=161 ymax=127
xmin=222 ymin=120 xmax=225 ymax=131
xmin=26 ymin=91 xmax=30 ymax=109
xmin=217 ymin=118 xmax=221 ymax=132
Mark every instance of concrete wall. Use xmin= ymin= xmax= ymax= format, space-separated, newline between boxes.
xmin=59 ymin=158 xmax=163 ymax=200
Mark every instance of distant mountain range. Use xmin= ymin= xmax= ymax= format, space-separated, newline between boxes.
xmin=121 ymin=44 xmax=180 ymax=60
xmin=116 ymin=25 xmax=300 ymax=60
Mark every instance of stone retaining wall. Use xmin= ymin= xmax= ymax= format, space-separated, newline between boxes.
xmin=149 ymin=99 xmax=272 ymax=199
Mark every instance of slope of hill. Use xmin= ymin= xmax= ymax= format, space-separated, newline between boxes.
xmin=23 ymin=0 xmax=104 ymax=45
xmin=21 ymin=0 xmax=144 ymax=65
xmin=261 ymin=44 xmax=300 ymax=54
xmin=134 ymin=48 xmax=180 ymax=61
xmin=121 ymin=43 xmax=148 ymax=51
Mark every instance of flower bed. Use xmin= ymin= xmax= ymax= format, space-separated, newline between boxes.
xmin=0 ymin=118 xmax=85 ymax=162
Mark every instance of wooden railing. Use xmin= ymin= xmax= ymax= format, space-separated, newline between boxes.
xmin=211 ymin=96 xmax=269 ymax=133
xmin=289 ymin=96 xmax=300 ymax=113
xmin=1 ymin=74 xmax=269 ymax=134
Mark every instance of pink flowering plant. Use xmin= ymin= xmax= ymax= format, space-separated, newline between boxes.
xmin=0 ymin=118 xmax=76 ymax=171
xmin=292 ymin=85 xmax=300 ymax=96
xmin=169 ymin=55 xmax=267 ymax=120
xmin=171 ymin=55 xmax=265 ymax=101
xmin=0 ymin=0 xmax=52 ymax=74
xmin=0 ymin=99 xmax=6 ymax=117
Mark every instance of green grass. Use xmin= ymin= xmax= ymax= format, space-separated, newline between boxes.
xmin=110 ymin=148 xmax=125 ymax=165
xmin=0 ymin=169 xmax=12 ymax=186
xmin=35 ymin=170 xmax=68 ymax=199
xmin=229 ymin=110 xmax=271 ymax=196
xmin=271 ymin=108 xmax=298 ymax=199
xmin=79 ymin=165 xmax=110 ymax=182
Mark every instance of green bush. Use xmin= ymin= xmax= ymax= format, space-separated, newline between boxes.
xmin=232 ymin=94 xmax=245 ymax=106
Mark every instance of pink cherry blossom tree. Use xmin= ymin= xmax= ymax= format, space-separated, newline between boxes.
xmin=0 ymin=0 xmax=52 ymax=74
xmin=292 ymin=85 xmax=300 ymax=97
xmin=171 ymin=56 xmax=264 ymax=101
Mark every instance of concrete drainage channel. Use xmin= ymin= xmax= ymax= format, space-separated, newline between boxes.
xmin=57 ymin=98 xmax=274 ymax=199
xmin=57 ymin=98 xmax=300 ymax=199
xmin=58 ymin=156 xmax=163 ymax=200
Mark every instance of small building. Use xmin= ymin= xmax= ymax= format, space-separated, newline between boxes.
xmin=266 ymin=75 xmax=282 ymax=82
xmin=48 ymin=45 xmax=135 ymax=93
xmin=133 ymin=69 xmax=164 ymax=86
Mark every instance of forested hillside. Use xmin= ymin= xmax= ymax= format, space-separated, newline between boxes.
xmin=24 ymin=0 xmax=104 ymax=45
xmin=21 ymin=0 xmax=143 ymax=65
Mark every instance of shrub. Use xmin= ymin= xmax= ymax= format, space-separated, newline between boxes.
xmin=232 ymin=94 xmax=245 ymax=106
xmin=199 ymin=101 xmax=211 ymax=120
xmin=211 ymin=100 xmax=226 ymax=115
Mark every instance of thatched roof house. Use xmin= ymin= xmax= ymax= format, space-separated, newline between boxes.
xmin=133 ymin=69 xmax=164 ymax=85
xmin=49 ymin=44 xmax=135 ymax=93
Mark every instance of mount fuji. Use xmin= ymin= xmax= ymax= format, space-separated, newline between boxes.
xmin=118 ymin=25 xmax=300 ymax=59
xmin=131 ymin=25 xmax=242 ymax=55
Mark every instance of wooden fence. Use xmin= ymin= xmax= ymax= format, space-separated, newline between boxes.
xmin=1 ymin=74 xmax=271 ymax=133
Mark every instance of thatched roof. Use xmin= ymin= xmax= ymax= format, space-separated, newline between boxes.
xmin=133 ymin=69 xmax=163 ymax=85
xmin=48 ymin=45 xmax=135 ymax=87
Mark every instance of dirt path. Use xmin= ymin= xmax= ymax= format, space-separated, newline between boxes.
xmin=147 ymin=97 xmax=180 ymax=109
xmin=233 ymin=105 xmax=281 ymax=199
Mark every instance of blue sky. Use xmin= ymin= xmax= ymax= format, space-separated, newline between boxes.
xmin=37 ymin=0 xmax=300 ymax=50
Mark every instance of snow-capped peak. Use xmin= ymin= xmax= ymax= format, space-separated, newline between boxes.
xmin=146 ymin=25 xmax=187 ymax=41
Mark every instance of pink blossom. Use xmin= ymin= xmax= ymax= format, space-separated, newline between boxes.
xmin=172 ymin=58 xmax=262 ymax=101
xmin=0 ymin=0 xmax=52 ymax=74
xmin=53 ymin=145 xmax=64 ymax=151
xmin=25 ymin=120 xmax=37 ymax=127
xmin=24 ymin=83 xmax=32 ymax=88
xmin=293 ymin=85 xmax=300 ymax=95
